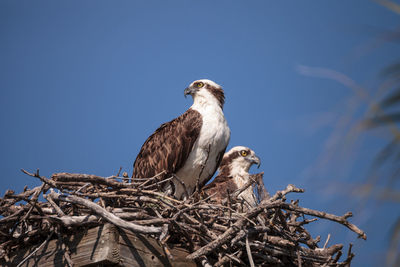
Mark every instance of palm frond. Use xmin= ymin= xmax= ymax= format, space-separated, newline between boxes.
xmin=372 ymin=139 xmax=400 ymax=168
xmin=387 ymin=217 xmax=400 ymax=266
xmin=382 ymin=62 xmax=400 ymax=77
xmin=381 ymin=88 xmax=400 ymax=107
xmin=375 ymin=0 xmax=400 ymax=15
xmin=365 ymin=113 xmax=400 ymax=127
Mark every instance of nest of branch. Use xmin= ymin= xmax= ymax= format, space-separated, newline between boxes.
xmin=0 ymin=169 xmax=366 ymax=266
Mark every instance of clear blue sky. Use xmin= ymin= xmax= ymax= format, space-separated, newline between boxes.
xmin=1 ymin=1 xmax=398 ymax=266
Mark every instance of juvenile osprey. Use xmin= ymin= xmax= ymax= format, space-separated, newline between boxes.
xmin=202 ymin=146 xmax=261 ymax=207
xmin=132 ymin=79 xmax=230 ymax=199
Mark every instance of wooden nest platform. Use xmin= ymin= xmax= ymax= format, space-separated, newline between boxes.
xmin=0 ymin=169 xmax=366 ymax=266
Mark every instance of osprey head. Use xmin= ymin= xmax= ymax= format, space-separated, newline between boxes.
xmin=184 ymin=79 xmax=225 ymax=108
xmin=219 ymin=146 xmax=261 ymax=175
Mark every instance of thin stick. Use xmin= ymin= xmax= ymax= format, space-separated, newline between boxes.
xmin=44 ymin=194 xmax=65 ymax=216
xmin=16 ymin=231 xmax=54 ymax=267
xmin=48 ymin=192 xmax=162 ymax=234
xmin=280 ymin=203 xmax=367 ymax=239
xmin=323 ymin=234 xmax=331 ymax=249
xmin=246 ymin=235 xmax=255 ymax=267
xmin=297 ymin=249 xmax=303 ymax=267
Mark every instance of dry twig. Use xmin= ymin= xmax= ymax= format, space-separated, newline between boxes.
xmin=0 ymin=170 xmax=366 ymax=266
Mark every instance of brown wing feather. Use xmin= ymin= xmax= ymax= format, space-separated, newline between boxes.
xmin=202 ymin=174 xmax=231 ymax=191
xmin=202 ymin=174 xmax=238 ymax=203
xmin=132 ymin=108 xmax=202 ymax=179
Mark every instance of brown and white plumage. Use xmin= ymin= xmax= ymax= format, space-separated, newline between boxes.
xmin=202 ymin=146 xmax=261 ymax=207
xmin=132 ymin=79 xmax=230 ymax=199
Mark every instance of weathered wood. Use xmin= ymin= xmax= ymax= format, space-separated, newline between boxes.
xmin=0 ymin=171 xmax=365 ymax=266
xmin=2 ymin=224 xmax=198 ymax=267
xmin=118 ymin=229 xmax=197 ymax=267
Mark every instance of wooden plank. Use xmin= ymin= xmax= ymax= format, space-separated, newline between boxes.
xmin=118 ymin=229 xmax=198 ymax=267
xmin=1 ymin=224 xmax=198 ymax=267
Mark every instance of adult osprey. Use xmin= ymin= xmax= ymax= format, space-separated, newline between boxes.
xmin=202 ymin=146 xmax=261 ymax=207
xmin=132 ymin=79 xmax=230 ymax=199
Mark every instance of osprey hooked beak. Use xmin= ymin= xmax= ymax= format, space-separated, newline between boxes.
xmin=250 ymin=155 xmax=261 ymax=168
xmin=184 ymin=86 xmax=197 ymax=98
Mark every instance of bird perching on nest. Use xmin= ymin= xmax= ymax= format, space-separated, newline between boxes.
xmin=132 ymin=79 xmax=230 ymax=200
xmin=202 ymin=146 xmax=261 ymax=207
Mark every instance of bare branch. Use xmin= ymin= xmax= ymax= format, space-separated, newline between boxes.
xmin=48 ymin=191 xmax=162 ymax=234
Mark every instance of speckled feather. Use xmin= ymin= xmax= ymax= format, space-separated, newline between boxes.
xmin=132 ymin=108 xmax=202 ymax=179
xmin=203 ymin=147 xmax=258 ymax=205
xmin=132 ymin=79 xmax=230 ymax=199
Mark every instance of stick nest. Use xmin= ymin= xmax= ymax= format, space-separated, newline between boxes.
xmin=0 ymin=169 xmax=366 ymax=266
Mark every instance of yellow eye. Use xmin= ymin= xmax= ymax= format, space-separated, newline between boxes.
xmin=195 ymin=82 xmax=204 ymax=88
xmin=240 ymin=150 xmax=248 ymax=157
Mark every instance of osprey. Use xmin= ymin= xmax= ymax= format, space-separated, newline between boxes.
xmin=132 ymin=79 xmax=230 ymax=199
xmin=202 ymin=146 xmax=261 ymax=207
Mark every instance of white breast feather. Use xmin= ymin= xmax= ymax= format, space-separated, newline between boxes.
xmin=174 ymin=90 xmax=230 ymax=199
xmin=234 ymin=174 xmax=257 ymax=208
xmin=230 ymin=159 xmax=257 ymax=208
